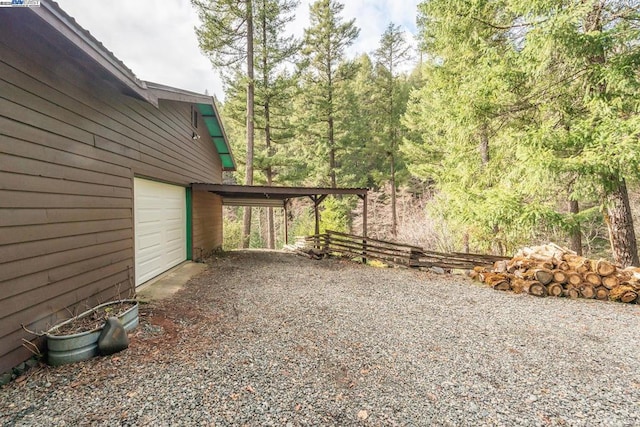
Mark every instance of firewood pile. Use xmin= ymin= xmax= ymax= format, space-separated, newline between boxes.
xmin=470 ymin=243 xmax=639 ymax=304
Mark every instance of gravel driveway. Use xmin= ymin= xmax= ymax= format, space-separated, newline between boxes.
xmin=1 ymin=251 xmax=639 ymax=426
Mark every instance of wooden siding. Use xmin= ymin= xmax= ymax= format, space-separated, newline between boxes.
xmin=0 ymin=24 xmax=223 ymax=372
xmin=192 ymin=191 xmax=223 ymax=261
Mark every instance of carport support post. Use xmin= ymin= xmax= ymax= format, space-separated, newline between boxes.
xmin=360 ymin=193 xmax=368 ymax=264
xmin=283 ymin=199 xmax=289 ymax=245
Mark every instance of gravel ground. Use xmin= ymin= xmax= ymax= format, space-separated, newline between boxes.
xmin=1 ymin=250 xmax=639 ymax=426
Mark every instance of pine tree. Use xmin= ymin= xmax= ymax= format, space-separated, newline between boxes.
xmin=373 ymin=23 xmax=412 ymax=237
xmin=512 ymin=0 xmax=640 ymax=266
xmin=193 ymin=0 xmax=256 ymax=248
xmin=404 ymin=0 xmax=529 ymax=253
xmin=406 ymin=0 xmax=640 ymax=262
xmin=298 ymin=0 xmax=360 ymax=188
xmin=254 ymin=0 xmax=299 ymax=248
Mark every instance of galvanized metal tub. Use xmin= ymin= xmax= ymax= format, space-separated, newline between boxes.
xmin=46 ymin=300 xmax=139 ymax=366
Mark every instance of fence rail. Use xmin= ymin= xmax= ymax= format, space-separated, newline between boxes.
xmin=303 ymin=230 xmax=509 ymax=270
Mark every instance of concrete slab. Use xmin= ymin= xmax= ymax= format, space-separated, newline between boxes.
xmin=136 ymin=261 xmax=208 ymax=302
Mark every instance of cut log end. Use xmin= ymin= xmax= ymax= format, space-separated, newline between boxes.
xmin=601 ymin=275 xmax=619 ymax=290
xmin=595 ymin=286 xmax=609 ymax=301
xmin=595 ymin=259 xmax=616 ymax=277
xmin=565 ymin=288 xmax=580 ymax=299
xmin=546 ymin=283 xmax=564 ymax=297
xmin=533 ymin=269 xmax=554 ymax=285
xmin=492 ymin=280 xmax=511 ymax=291
xmin=528 ymin=282 xmax=548 ymax=297
xmin=580 ymin=285 xmax=596 ymax=299
xmin=552 ymin=270 xmax=568 ymax=284
xmin=620 ymin=291 xmax=638 ymax=304
xmin=567 ymin=272 xmax=582 ymax=287
xmin=584 ymin=272 xmax=602 ymax=286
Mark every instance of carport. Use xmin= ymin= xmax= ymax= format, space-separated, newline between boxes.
xmin=190 ymin=184 xmax=369 ymax=243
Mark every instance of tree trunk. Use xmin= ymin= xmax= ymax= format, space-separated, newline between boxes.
xmin=605 ymin=178 xmax=639 ymax=267
xmin=261 ymin=0 xmax=275 ymax=250
xmin=329 ymin=117 xmax=337 ymax=189
xmin=327 ymin=57 xmax=337 ymax=189
xmin=390 ymin=153 xmax=397 ymax=237
xmin=241 ymin=0 xmax=255 ymax=249
xmin=568 ymin=200 xmax=582 ymax=256
xmin=479 ymin=123 xmax=489 ymax=166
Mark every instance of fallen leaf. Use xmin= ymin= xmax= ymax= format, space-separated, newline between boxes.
xmin=230 ymin=393 xmax=240 ymax=401
xmin=295 ymin=404 xmax=301 ymax=411
xmin=426 ymin=392 xmax=438 ymax=402
xmin=357 ymin=410 xmax=368 ymax=421
xmin=245 ymin=385 xmax=255 ymax=393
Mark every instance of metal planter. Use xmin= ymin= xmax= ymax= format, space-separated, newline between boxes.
xmin=46 ymin=299 xmax=139 ymax=366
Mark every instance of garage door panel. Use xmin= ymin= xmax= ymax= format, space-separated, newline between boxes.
xmin=137 ymin=210 xmax=164 ymax=223
xmin=134 ymin=178 xmax=186 ymax=286
xmin=166 ymin=228 xmax=183 ymax=241
xmin=138 ymin=231 xmax=162 ymax=246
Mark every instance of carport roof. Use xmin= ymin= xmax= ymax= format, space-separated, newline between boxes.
xmin=191 ymin=184 xmax=368 ymax=207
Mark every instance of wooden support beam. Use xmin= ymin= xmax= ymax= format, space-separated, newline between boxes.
xmin=359 ymin=194 xmax=368 ymax=263
xmin=283 ymin=199 xmax=289 ymax=245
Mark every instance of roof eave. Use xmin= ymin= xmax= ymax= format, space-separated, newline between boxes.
xmin=36 ymin=0 xmax=157 ymax=106
xmin=146 ymin=82 xmax=236 ymax=172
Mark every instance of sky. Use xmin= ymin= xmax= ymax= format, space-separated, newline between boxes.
xmin=55 ymin=0 xmax=420 ymax=99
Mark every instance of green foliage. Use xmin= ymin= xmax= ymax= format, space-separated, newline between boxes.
xmin=296 ymin=0 xmax=360 ymax=188
xmin=223 ymin=216 xmax=243 ymax=250
xmin=403 ymin=0 xmax=640 ymax=256
xmin=192 ymin=0 xmax=251 ymax=75
xmin=290 ymin=207 xmax=315 ymax=238
xmin=319 ymin=197 xmax=353 ymax=233
xmin=209 ymin=0 xmax=640 ymax=258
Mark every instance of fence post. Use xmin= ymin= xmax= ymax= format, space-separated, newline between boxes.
xmin=362 ymin=193 xmax=368 ymax=264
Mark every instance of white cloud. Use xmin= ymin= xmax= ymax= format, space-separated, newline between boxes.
xmin=54 ymin=0 xmax=421 ymax=100
xmin=55 ymin=0 xmax=224 ymax=97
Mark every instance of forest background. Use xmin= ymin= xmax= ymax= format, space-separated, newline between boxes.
xmin=192 ymin=0 xmax=640 ymax=267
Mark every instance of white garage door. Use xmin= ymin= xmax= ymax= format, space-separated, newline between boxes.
xmin=134 ymin=178 xmax=186 ymax=286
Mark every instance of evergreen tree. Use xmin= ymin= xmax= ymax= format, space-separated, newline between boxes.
xmin=340 ymin=54 xmax=380 ymax=188
xmin=373 ymin=23 xmax=413 ymax=237
xmin=254 ymin=0 xmax=300 ymax=248
xmin=404 ymin=0 xmax=529 ymax=253
xmin=405 ymin=0 xmax=640 ymax=262
xmin=193 ymin=0 xmax=256 ymax=248
xmin=513 ymin=0 xmax=640 ymax=266
xmin=298 ymin=0 xmax=360 ymax=188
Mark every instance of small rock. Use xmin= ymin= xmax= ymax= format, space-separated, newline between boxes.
xmin=12 ymin=362 xmax=26 ymax=376
xmin=430 ymin=266 xmax=446 ymax=275
xmin=0 ymin=372 xmax=12 ymax=386
xmin=25 ymin=358 xmax=39 ymax=369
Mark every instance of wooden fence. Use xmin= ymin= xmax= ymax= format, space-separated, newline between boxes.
xmin=304 ymin=230 xmax=509 ymax=270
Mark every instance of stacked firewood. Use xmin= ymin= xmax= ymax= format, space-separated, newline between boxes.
xmin=470 ymin=243 xmax=639 ymax=304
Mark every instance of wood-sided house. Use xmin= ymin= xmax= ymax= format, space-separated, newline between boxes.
xmin=0 ymin=1 xmax=235 ymax=373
